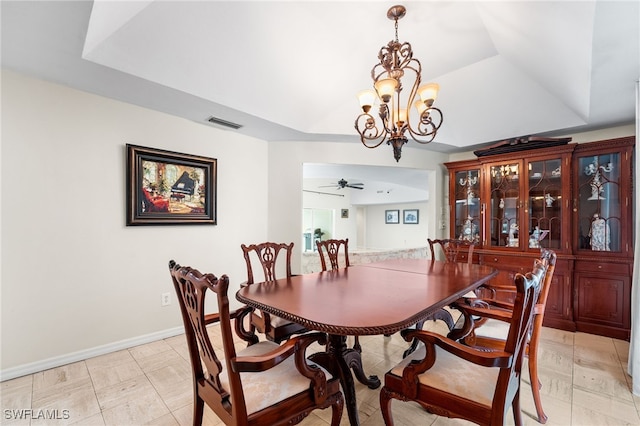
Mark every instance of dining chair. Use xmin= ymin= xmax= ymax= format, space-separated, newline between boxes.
xmin=316 ymin=238 xmax=350 ymax=271
xmin=379 ymin=258 xmax=547 ymax=426
xmin=316 ymin=238 xmax=361 ymax=350
xmin=402 ymin=238 xmax=478 ymax=357
xmin=428 ymin=238 xmax=475 ymax=264
xmin=241 ymin=242 xmax=308 ymax=343
xmin=451 ymin=249 xmax=557 ymax=424
xmin=168 ymin=260 xmax=344 ymax=426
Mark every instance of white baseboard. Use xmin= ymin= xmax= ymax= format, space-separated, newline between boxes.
xmin=0 ymin=327 xmax=185 ymax=382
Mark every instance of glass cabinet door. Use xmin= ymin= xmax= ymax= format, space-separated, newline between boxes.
xmin=488 ymin=162 xmax=521 ymax=248
xmin=527 ymin=158 xmax=563 ymax=250
xmin=576 ymin=152 xmax=622 ymax=252
xmin=453 ymin=169 xmax=481 ymax=243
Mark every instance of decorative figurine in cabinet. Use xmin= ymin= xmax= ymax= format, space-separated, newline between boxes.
xmin=576 ymin=151 xmax=621 ymax=251
xmin=452 ymin=167 xmax=482 ymax=244
xmin=487 ymin=161 xmax=521 ymax=248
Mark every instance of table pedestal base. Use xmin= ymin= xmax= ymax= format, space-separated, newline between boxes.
xmin=310 ymin=334 xmax=380 ymax=425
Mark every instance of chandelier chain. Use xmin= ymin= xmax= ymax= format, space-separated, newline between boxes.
xmin=394 ymin=17 xmax=399 ymax=42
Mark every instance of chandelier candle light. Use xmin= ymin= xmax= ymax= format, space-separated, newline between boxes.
xmin=355 ymin=4 xmax=443 ymax=162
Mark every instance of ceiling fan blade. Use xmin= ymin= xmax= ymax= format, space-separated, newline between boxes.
xmin=317 ymin=179 xmax=364 ymax=190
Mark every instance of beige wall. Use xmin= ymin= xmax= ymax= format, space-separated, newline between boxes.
xmin=1 ymin=70 xmax=634 ymax=380
xmin=1 ymin=71 xmax=271 ymax=376
xmin=0 ymin=71 xmax=449 ymax=379
xmin=364 ymin=202 xmax=430 ymax=249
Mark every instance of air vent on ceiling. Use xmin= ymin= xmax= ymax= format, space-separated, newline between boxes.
xmin=205 ymin=116 xmax=243 ymax=130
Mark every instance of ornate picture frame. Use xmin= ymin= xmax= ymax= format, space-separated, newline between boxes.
xmin=126 ymin=144 xmax=217 ymax=225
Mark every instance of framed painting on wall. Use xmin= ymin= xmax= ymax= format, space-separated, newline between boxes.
xmin=385 ymin=210 xmax=400 ymax=224
xmin=126 ymin=144 xmax=217 ymax=225
xmin=403 ymin=209 xmax=419 ymax=224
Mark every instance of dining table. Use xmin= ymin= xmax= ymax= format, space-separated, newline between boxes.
xmin=236 ymin=258 xmax=498 ymax=425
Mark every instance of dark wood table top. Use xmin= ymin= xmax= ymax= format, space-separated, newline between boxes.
xmin=356 ymin=257 xmax=463 ymax=274
xmin=236 ymin=259 xmax=497 ymax=336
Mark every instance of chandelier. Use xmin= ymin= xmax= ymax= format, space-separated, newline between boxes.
xmin=355 ymin=5 xmax=443 ymax=162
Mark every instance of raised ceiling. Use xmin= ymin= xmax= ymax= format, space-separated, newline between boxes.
xmin=2 ymin=1 xmax=638 ymax=153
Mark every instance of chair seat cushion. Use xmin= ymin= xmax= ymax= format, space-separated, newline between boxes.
xmin=220 ymin=341 xmax=332 ymax=415
xmin=474 ymin=318 xmax=509 ymax=340
xmin=389 ymin=343 xmax=498 ymax=407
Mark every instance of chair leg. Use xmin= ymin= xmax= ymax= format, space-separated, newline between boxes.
xmin=511 ymin=388 xmax=523 ymax=426
xmin=528 ymin=340 xmax=548 ymax=423
xmin=193 ymin=395 xmax=204 ymax=426
xmin=329 ymin=393 xmax=345 ymax=426
xmin=379 ymin=387 xmax=395 ymax=426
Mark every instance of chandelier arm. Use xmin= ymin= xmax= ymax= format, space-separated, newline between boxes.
xmin=403 ymin=61 xmax=422 ymax=108
xmin=396 ymin=42 xmax=415 ymax=69
xmin=371 ymin=64 xmax=385 ymax=83
xmin=354 ymin=113 xmax=388 ymax=149
xmin=405 ymin=107 xmax=443 ymax=144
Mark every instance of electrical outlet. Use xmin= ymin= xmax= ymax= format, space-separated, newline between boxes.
xmin=161 ymin=292 xmax=171 ymax=306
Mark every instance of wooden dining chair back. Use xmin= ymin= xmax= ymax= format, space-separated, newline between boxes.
xmin=428 ymin=238 xmax=475 ymax=264
xmin=403 ymin=238 xmax=476 ymax=357
xmin=453 ymin=249 xmax=557 ymax=423
xmin=242 ymin=241 xmax=294 ymax=285
xmin=380 ymin=259 xmax=547 ymax=426
xmin=315 ymin=238 xmax=363 ymax=352
xmin=316 ymin=238 xmax=350 ymax=271
xmin=241 ymin=242 xmax=307 ymax=343
xmin=169 ymin=260 xmax=343 ymax=426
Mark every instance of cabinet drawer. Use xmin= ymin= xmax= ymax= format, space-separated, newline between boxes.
xmin=457 ymin=252 xmax=479 ymax=264
xmin=480 ymin=254 xmax=534 ymax=270
xmin=575 ymin=261 xmax=629 ymax=275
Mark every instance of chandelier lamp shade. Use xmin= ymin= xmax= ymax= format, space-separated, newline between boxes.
xmin=355 ymin=5 xmax=443 ymax=162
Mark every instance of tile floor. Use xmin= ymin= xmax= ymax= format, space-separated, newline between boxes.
xmin=2 ymin=324 xmax=639 ymax=425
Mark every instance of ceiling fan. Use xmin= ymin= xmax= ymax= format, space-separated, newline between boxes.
xmin=320 ymin=178 xmax=364 ymax=190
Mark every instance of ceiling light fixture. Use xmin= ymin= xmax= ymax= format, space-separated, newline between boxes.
xmin=355 ymin=5 xmax=443 ymax=162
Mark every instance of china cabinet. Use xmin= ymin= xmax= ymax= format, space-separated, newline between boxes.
xmin=571 ymin=138 xmax=634 ymax=339
xmin=445 ymin=136 xmax=634 ymax=339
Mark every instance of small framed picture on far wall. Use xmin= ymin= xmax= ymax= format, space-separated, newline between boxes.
xmin=385 ymin=210 xmax=400 ymax=224
xmin=403 ymin=209 xmax=419 ymax=224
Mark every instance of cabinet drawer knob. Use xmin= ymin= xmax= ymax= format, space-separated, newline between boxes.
xmin=494 ymin=258 xmax=498 ymax=262
xmin=598 ymin=265 xmax=602 ymax=269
